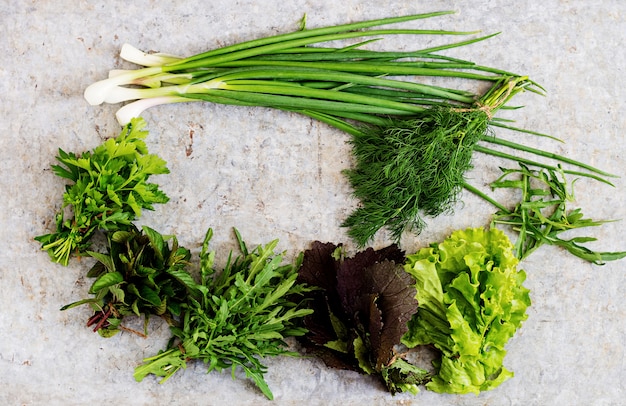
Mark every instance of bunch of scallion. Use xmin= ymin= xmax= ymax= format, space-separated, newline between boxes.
xmin=84 ymin=11 xmax=616 ymax=245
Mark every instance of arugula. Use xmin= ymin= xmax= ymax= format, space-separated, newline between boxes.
xmin=296 ymin=241 xmax=429 ymax=395
xmin=402 ymin=227 xmax=531 ymax=394
xmin=61 ymin=226 xmax=195 ymax=337
xmin=133 ymin=228 xmax=313 ymax=400
xmin=35 ymin=118 xmax=170 ymax=265
xmin=490 ymin=164 xmax=626 ymax=264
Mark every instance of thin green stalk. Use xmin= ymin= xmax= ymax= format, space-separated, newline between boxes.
xmin=166 ymin=29 xmax=481 ymax=71
xmin=183 ymin=89 xmax=422 ymax=116
xmin=211 ymin=67 xmax=477 ymax=103
xmin=461 ymin=182 xmax=510 ymax=213
xmin=209 ymin=59 xmax=501 ymax=82
xmin=247 ymin=32 xmax=500 ymax=62
xmin=295 ymin=110 xmax=365 ymax=136
xmin=480 ymin=135 xmax=617 ymax=178
xmin=488 ymin=120 xmax=562 ymax=142
xmin=220 ymin=82 xmax=428 ymax=114
xmin=473 ymin=145 xmax=615 ymax=186
xmin=166 ymin=12 xmax=460 ymax=66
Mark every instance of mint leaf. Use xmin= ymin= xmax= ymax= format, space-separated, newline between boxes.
xmin=62 ymin=226 xmax=194 ymax=336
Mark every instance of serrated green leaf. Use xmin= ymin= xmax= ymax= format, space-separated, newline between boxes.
xmin=139 ymin=285 xmax=162 ymax=307
xmin=154 ymin=296 xmax=167 ymax=315
xmin=137 ymin=154 xmax=170 ymax=175
xmin=97 ymin=325 xmax=121 ymax=338
xmin=60 ymin=298 xmax=100 ymax=311
xmin=126 ymin=192 xmax=142 ymax=217
xmin=89 ymin=271 xmax=124 ymax=294
xmin=257 ymin=278 xmax=295 ymax=313
xmin=86 ymin=250 xmax=115 ymax=272
xmin=131 ymin=299 xmax=140 ymax=316
xmin=167 ymin=269 xmax=198 ymax=291
xmin=109 ymin=286 xmax=126 ymax=303
xmin=353 ymin=335 xmax=375 ymax=374
xmin=110 ymin=230 xmax=134 ymax=243
xmin=106 ymin=187 xmax=123 ymax=207
xmin=51 ymin=163 xmax=77 ymax=181
xmin=142 ymin=226 xmax=165 ymax=260
xmin=86 ymin=261 xmax=107 ymax=278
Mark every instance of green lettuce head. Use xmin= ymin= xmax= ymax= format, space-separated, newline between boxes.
xmin=402 ymin=227 xmax=531 ymax=394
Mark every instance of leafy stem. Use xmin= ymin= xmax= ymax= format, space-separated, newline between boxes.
xmin=481 ymin=164 xmax=626 ymax=264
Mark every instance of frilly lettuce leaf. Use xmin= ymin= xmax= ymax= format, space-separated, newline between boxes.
xmin=402 ymin=227 xmax=531 ymax=394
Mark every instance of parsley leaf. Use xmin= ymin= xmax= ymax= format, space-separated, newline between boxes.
xmin=35 ymin=118 xmax=169 ymax=265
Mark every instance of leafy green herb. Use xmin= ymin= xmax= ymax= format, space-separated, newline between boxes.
xmin=35 ymin=118 xmax=170 ymax=265
xmin=488 ymin=164 xmax=626 ymax=264
xmin=61 ymin=226 xmax=195 ymax=337
xmin=134 ymin=228 xmax=313 ymax=400
xmin=297 ymin=241 xmax=429 ymax=395
xmin=402 ymin=227 xmax=531 ymax=394
xmin=342 ymin=108 xmax=486 ymax=245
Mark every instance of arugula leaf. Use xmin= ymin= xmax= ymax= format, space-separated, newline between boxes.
xmin=35 ymin=118 xmax=169 ymax=265
xmin=297 ymin=242 xmax=429 ymax=394
xmin=134 ymin=228 xmax=313 ymax=400
xmin=402 ymin=227 xmax=531 ymax=394
xmin=61 ymin=225 xmax=194 ymax=337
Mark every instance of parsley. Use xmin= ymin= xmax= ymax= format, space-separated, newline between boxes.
xmin=134 ymin=228 xmax=313 ymax=400
xmin=35 ymin=118 xmax=170 ymax=265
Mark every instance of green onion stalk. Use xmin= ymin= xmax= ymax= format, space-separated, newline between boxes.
xmin=84 ymin=11 xmax=616 ymax=245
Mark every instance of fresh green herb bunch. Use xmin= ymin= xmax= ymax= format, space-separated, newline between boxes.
xmin=83 ymin=13 xmax=618 ymax=247
xmin=343 ymin=108 xmax=486 ymax=245
xmin=61 ymin=226 xmax=195 ymax=338
xmin=488 ymin=164 xmax=626 ymax=264
xmin=35 ymin=118 xmax=170 ymax=265
xmin=134 ymin=228 xmax=313 ymax=400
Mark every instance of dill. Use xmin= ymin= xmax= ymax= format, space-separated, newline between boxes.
xmin=343 ymin=108 xmax=487 ymax=245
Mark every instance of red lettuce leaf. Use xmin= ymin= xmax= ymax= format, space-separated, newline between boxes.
xmin=297 ymin=241 xmax=422 ymax=390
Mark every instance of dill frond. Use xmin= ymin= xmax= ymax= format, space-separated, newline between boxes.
xmin=342 ymin=108 xmax=487 ymax=246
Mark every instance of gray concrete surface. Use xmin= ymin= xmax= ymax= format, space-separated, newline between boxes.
xmin=1 ymin=1 xmax=625 ymax=405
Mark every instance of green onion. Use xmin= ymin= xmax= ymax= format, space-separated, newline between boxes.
xmin=85 ymin=11 xmax=616 ymax=245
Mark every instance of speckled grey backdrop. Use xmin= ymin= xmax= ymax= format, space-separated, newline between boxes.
xmin=1 ymin=1 xmax=625 ymax=405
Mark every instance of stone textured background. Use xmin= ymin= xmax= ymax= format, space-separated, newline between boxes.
xmin=1 ymin=1 xmax=624 ymax=405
